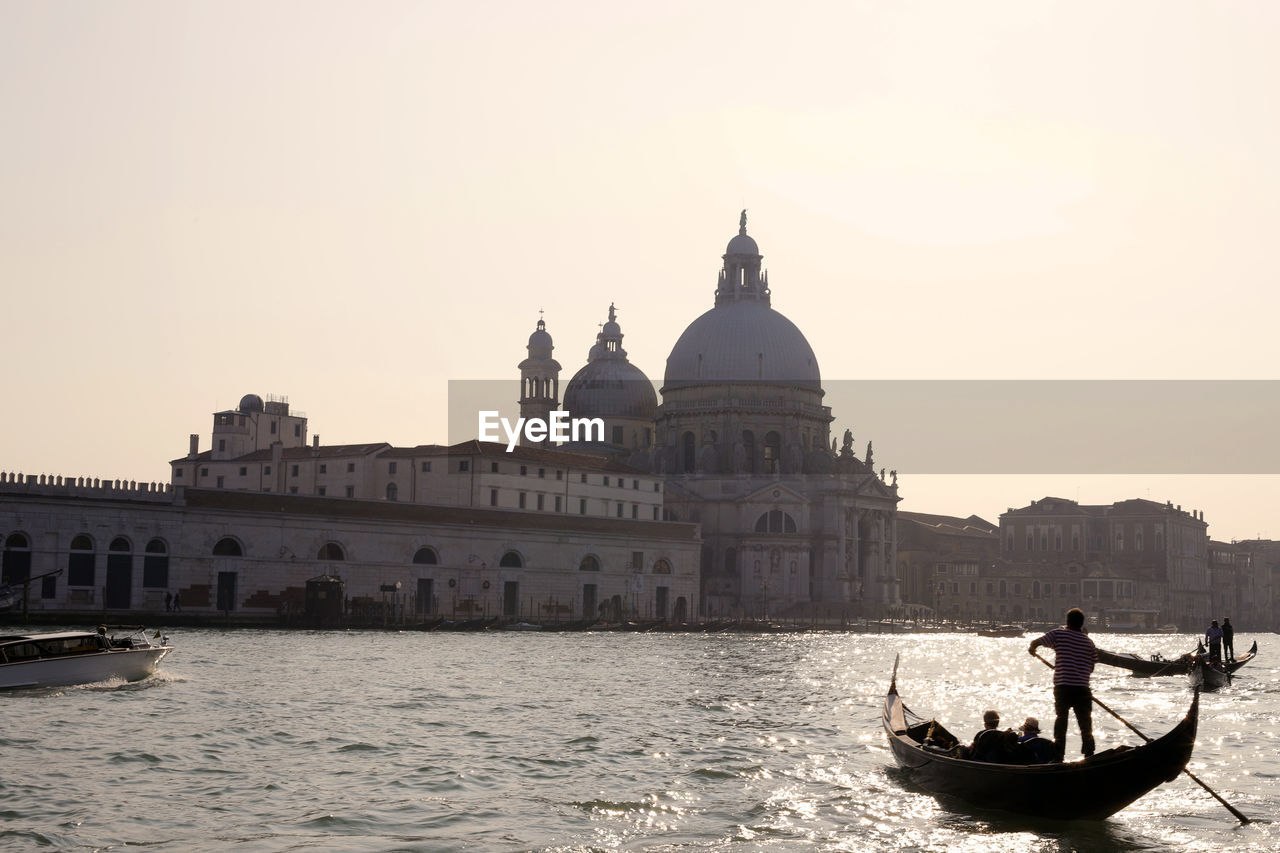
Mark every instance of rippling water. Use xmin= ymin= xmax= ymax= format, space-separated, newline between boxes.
xmin=2 ymin=630 xmax=1276 ymax=851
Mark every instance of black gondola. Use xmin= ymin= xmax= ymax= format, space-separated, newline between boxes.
xmin=1098 ymin=640 xmax=1257 ymax=678
xmin=882 ymin=658 xmax=1199 ymax=820
xmin=1189 ymin=655 xmax=1231 ymax=691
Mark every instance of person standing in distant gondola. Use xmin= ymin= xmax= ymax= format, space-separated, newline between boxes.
xmin=1222 ymin=617 xmax=1235 ymax=662
xmin=1029 ymin=607 xmax=1098 ymax=762
xmin=1205 ymin=619 xmax=1224 ymax=664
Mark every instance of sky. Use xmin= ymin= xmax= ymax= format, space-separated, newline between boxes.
xmin=3 ymin=1 xmax=1279 ymax=541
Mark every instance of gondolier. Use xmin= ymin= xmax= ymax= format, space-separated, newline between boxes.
xmin=1029 ymin=607 xmax=1099 ymax=762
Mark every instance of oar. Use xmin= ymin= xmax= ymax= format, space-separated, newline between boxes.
xmin=1032 ymin=650 xmax=1250 ymax=825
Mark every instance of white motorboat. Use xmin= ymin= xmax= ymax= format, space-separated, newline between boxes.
xmin=0 ymin=626 xmax=172 ymax=689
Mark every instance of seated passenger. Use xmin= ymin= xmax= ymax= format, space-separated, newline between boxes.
xmin=1017 ymin=716 xmax=1056 ymax=763
xmin=970 ymin=710 xmax=1007 ymax=761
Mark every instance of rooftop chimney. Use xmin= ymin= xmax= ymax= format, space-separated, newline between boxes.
xmin=313 ymin=435 xmax=320 ymax=449
xmin=188 ymin=434 xmax=199 ymax=458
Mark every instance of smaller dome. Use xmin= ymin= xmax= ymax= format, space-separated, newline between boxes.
xmin=726 ymin=233 xmax=759 ymax=255
xmin=528 ymin=319 xmax=552 ymax=349
xmin=238 ymin=394 xmax=264 ymax=413
xmin=602 ymin=320 xmax=621 ymax=336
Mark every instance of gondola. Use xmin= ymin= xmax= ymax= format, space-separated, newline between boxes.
xmin=1189 ymin=655 xmax=1231 ymax=691
xmin=1098 ymin=640 xmax=1257 ymax=678
xmin=882 ymin=657 xmax=1199 ymax=820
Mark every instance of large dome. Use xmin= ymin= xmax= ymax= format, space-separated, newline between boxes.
xmin=664 ymin=300 xmax=820 ymax=388
xmin=563 ymin=359 xmax=657 ymax=419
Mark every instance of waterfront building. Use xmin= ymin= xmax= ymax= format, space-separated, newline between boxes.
xmin=0 ymin=474 xmax=698 ymax=622
xmin=998 ymin=496 xmax=1210 ymax=630
xmin=896 ymin=511 xmax=999 ymax=619
xmin=649 ymin=213 xmax=901 ymax=617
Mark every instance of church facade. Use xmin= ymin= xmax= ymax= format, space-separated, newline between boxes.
xmin=525 ymin=213 xmax=903 ymax=617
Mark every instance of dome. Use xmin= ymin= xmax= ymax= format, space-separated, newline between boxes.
xmin=726 ymin=232 xmax=759 ymax=255
xmin=664 ymin=300 xmax=820 ymax=388
xmin=563 ymin=359 xmax=657 ymax=420
xmin=238 ymin=394 xmax=264 ymax=413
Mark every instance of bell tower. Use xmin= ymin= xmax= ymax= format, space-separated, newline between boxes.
xmin=517 ymin=314 xmax=561 ymax=446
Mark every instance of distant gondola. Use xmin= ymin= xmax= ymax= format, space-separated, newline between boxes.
xmin=1098 ymin=640 xmax=1257 ymax=678
xmin=882 ymin=658 xmax=1199 ymax=820
xmin=1189 ymin=655 xmax=1231 ymax=691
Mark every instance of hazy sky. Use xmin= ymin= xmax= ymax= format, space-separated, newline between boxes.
xmin=4 ymin=2 xmax=1279 ymax=540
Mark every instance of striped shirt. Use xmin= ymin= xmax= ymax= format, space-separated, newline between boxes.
xmin=1035 ymin=627 xmax=1098 ymax=687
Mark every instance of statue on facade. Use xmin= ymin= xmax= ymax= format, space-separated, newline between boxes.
xmin=841 ymin=429 xmax=853 ymax=455
xmin=890 ymin=469 xmax=898 ymax=486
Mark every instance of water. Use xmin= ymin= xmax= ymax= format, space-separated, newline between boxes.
xmin=2 ymin=630 xmax=1275 ymax=852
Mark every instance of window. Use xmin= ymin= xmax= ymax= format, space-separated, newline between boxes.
xmin=616 ymin=503 xmax=623 ymax=517
xmin=413 ymin=547 xmax=438 ymax=565
xmin=581 ymin=473 xmax=587 ymax=483
xmin=319 ymin=464 xmax=327 ymax=474
xmin=554 ymin=495 xmax=562 ymax=512
xmin=633 ymin=480 xmax=639 ymax=490
xmin=424 ymin=461 xmax=433 ymax=472
xmin=579 ymin=498 xmax=587 ymax=514
xmin=742 ymin=430 xmax=756 ymax=474
xmin=389 ymin=462 xmax=397 ymax=475
xmin=1040 ymin=531 xmax=1047 ymax=550
xmin=318 ymin=543 xmax=345 ymax=560
xmin=1054 ymin=531 xmax=1062 ymax=550
xmin=632 ymin=505 xmax=638 ymax=518
xmin=490 ymin=489 xmax=499 ymax=506
xmin=291 ymin=465 xmax=299 ymax=477
xmin=631 ymin=551 xmax=644 ymax=571
xmin=345 ymin=486 xmax=355 ymax=498
xmin=579 ymin=555 xmax=600 ymax=572
xmin=653 ymin=507 xmax=660 ymax=520
xmin=538 ymin=468 xmax=545 ymax=478
xmin=763 ymin=431 xmax=781 ymax=474
xmin=271 ymin=421 xmax=277 ymax=434
xmin=1026 ymin=531 xmax=1033 ymax=550
xmin=175 ymin=467 xmax=184 ymax=477
xmin=537 ymin=494 xmax=545 ymax=510
xmin=652 ymin=559 xmax=671 ymax=574
xmin=555 ymin=470 xmax=562 ymax=480
xmin=213 ymin=538 xmax=243 ymax=556
xmin=347 ymin=463 xmax=356 ymax=473
xmin=499 ymin=551 xmax=523 ymax=568
xmin=294 ymin=424 xmax=301 ymax=437
xmin=519 ymin=492 xmax=527 ymax=509
xmin=264 ymin=465 xmax=271 ymax=475
xmin=459 ymin=460 xmax=470 ymax=472
xmin=68 ymin=534 xmax=95 ymax=586
xmin=386 ymin=483 xmax=398 ymax=501
xmin=215 ymin=476 xmax=224 ymax=488
xmin=290 ymin=487 xmax=298 ymax=494
xmin=318 ymin=486 xmax=326 ymax=496
xmin=603 ymin=476 xmax=610 ymax=486
xmin=491 ymin=462 xmax=499 ymax=473
xmin=654 ymin=482 xmax=660 ymax=492
xmin=520 ymin=466 xmax=528 ymax=476
xmin=239 ymin=466 xmax=248 ymax=476
xmin=218 ymin=439 xmax=226 ymax=452
xmin=200 ymin=467 xmax=208 ymax=477
xmin=143 ymin=539 xmax=169 ymax=588
xmin=754 ymin=510 xmax=797 ymax=533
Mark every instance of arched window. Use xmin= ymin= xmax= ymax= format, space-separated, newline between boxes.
xmin=754 ymin=510 xmax=797 ymax=534
xmin=579 ymin=555 xmax=600 ymax=572
xmin=68 ymin=534 xmax=95 ymax=586
xmin=212 ymin=537 xmax=243 ymax=557
xmin=386 ymin=482 xmax=399 ymax=502
xmin=109 ymin=536 xmax=131 ymax=552
xmin=143 ymin=539 xmax=169 ymax=588
xmin=2 ymin=533 xmax=32 ymax=586
xmin=499 ymin=551 xmax=523 ymax=568
xmin=763 ymin=431 xmax=781 ymax=474
xmin=318 ymin=543 xmax=345 ymax=561
xmin=681 ymin=432 xmax=696 ymax=474
xmin=413 ymin=547 xmax=439 ymax=565
xmin=652 ymin=559 xmax=671 ymax=574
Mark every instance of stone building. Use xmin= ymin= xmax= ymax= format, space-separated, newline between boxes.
xmin=998 ymin=496 xmax=1210 ymax=630
xmin=0 ymin=474 xmax=699 ymax=622
xmin=651 ymin=213 xmax=901 ymax=617
xmin=896 ymin=511 xmax=999 ymax=619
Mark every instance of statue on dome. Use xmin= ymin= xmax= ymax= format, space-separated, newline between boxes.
xmin=608 ymin=302 xmax=617 ymax=322
xmin=739 ymin=209 xmax=747 ymax=233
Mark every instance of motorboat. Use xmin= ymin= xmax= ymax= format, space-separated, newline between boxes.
xmin=0 ymin=626 xmax=172 ymax=689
